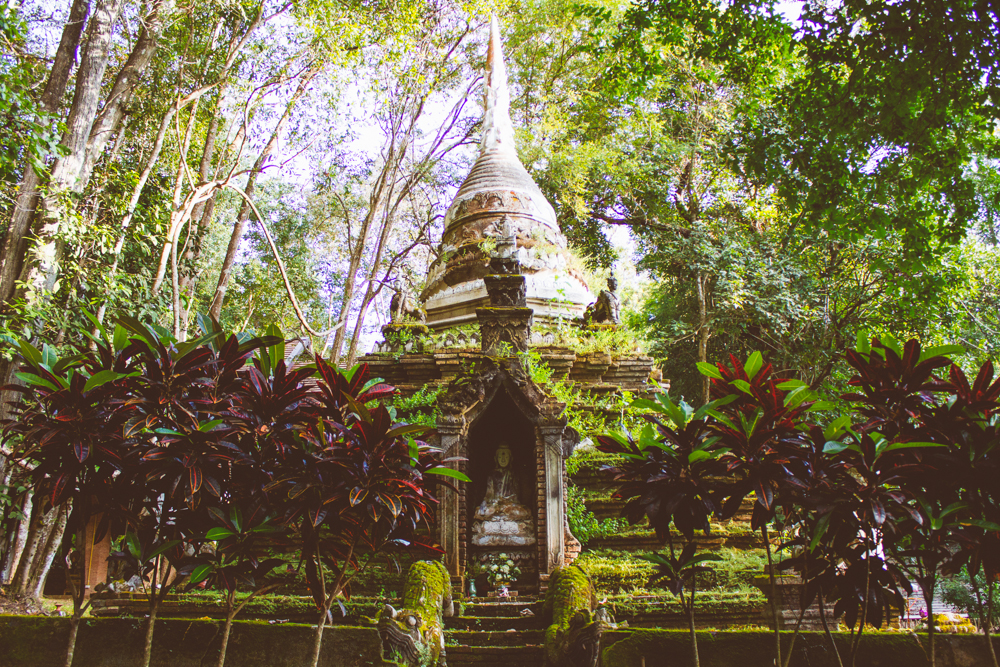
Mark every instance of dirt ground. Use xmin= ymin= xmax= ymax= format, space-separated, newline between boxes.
xmin=0 ymin=592 xmax=63 ymax=616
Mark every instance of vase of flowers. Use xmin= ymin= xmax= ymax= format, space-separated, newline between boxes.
xmin=483 ymin=552 xmax=520 ymax=596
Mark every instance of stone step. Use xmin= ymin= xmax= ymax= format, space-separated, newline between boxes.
xmin=589 ymin=531 xmax=768 ymax=552
xmin=446 ymin=615 xmax=544 ymax=631
xmin=446 ymin=630 xmax=545 ymax=646
xmin=445 ymin=644 xmax=544 ymax=667
xmin=460 ymin=600 xmax=542 ymax=617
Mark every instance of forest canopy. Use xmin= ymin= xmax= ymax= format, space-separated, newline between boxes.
xmin=0 ymin=0 xmax=996 ymax=407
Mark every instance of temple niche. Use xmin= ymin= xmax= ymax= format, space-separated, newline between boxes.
xmin=360 ymin=17 xmax=658 ymax=593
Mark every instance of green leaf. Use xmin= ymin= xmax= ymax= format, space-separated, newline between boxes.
xmin=17 ymin=340 xmax=42 ymax=366
xmin=855 ymin=331 xmax=871 ymax=354
xmin=776 ymin=379 xmax=808 ymax=390
xmin=919 ymin=344 xmax=965 ymax=362
xmin=82 ymin=310 xmax=108 ymax=343
xmin=696 ymin=362 xmax=723 ymax=379
xmin=145 ymin=539 xmax=182 ymax=563
xmin=266 ymin=323 xmax=284 ymax=375
xmin=41 ymin=343 xmax=56 ymax=369
xmin=783 ymin=385 xmax=812 ymax=408
xmin=810 ymin=512 xmax=832 ymax=551
xmin=189 ymin=564 xmax=213 ymax=585
xmin=206 ymin=527 xmax=235 ymax=541
xmin=631 ymin=398 xmax=665 ymax=414
xmin=823 ymin=415 xmax=852 ymax=440
xmin=426 ymin=467 xmax=472 ymax=483
xmin=386 ymin=424 xmax=430 ymax=439
xmin=638 ymin=423 xmax=660 ymax=450
xmin=823 ymin=440 xmax=850 ymax=454
xmin=198 ymin=419 xmax=225 ymax=432
xmin=688 ymin=450 xmax=713 ymax=463
xmin=743 ymin=351 xmax=763 ymax=379
xmin=883 ymin=441 xmax=948 ymax=452
xmin=113 ymin=324 xmax=129 ymax=352
xmin=83 ymin=370 xmax=133 ymax=393
xmin=15 ymin=372 xmax=58 ymax=392
xmin=730 ymin=379 xmax=752 ymax=394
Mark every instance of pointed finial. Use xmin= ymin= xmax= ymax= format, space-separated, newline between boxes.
xmin=481 ymin=15 xmax=516 ymax=154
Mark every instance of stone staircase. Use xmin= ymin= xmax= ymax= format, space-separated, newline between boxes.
xmin=445 ymin=598 xmax=545 ymax=667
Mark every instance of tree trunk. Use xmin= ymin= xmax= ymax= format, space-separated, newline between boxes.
xmin=309 ymin=608 xmax=327 ymax=667
xmin=688 ymin=586 xmax=700 ymax=667
xmin=27 ymin=0 xmax=124 ymax=299
xmin=27 ymin=502 xmax=70 ymax=599
xmin=75 ymin=0 xmax=170 ymax=192
xmin=9 ymin=502 xmax=57 ymax=597
xmin=178 ymin=93 xmax=226 ymax=332
xmin=2 ymin=488 xmax=32 ymax=584
xmin=925 ymin=582 xmax=936 ymax=667
xmin=818 ymin=586 xmax=845 ymax=667
xmin=208 ymin=70 xmax=314 ymax=321
xmin=0 ymin=0 xmax=89 ymax=306
xmin=763 ymin=526 xmax=782 ymax=667
xmin=972 ymin=570 xmax=999 ymax=667
xmin=696 ymin=270 xmax=710 ymax=405
xmin=63 ymin=614 xmax=80 ymax=667
xmin=142 ymin=600 xmax=158 ymax=667
xmin=345 ymin=210 xmax=396 ymax=366
xmin=216 ymin=600 xmax=237 ymax=667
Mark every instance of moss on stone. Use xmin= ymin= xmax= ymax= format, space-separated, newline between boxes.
xmin=380 ymin=560 xmax=451 ymax=667
xmin=598 ymin=629 xmax=1000 ymax=667
xmin=0 ymin=616 xmax=389 ymax=666
xmin=543 ymin=565 xmax=598 ymax=665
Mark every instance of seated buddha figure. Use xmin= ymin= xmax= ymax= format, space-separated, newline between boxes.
xmin=471 ymin=443 xmax=536 ymax=547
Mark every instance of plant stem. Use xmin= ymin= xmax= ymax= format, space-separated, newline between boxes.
xmin=688 ymin=582 xmax=700 ymax=667
xmin=926 ymin=577 xmax=936 ymax=667
xmin=764 ymin=525 xmax=782 ymax=667
xmin=849 ymin=554 xmax=870 ymax=667
xmin=818 ymin=586 xmax=845 ymax=667
xmin=781 ymin=601 xmax=807 ymax=667
xmin=989 ymin=580 xmax=999 ymax=667
xmin=972 ymin=570 xmax=999 ymax=667
xmin=63 ymin=615 xmax=80 ymax=667
xmin=216 ymin=589 xmax=238 ymax=667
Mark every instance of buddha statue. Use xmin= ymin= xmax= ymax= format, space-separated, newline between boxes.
xmin=584 ymin=277 xmax=621 ymax=325
xmin=472 ymin=443 xmax=536 ymax=546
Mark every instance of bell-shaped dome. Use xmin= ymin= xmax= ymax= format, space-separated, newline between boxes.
xmin=421 ymin=17 xmax=591 ymax=329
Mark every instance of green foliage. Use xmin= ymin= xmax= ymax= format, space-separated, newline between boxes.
xmin=387 ymin=384 xmax=444 ymax=427
xmin=938 ymin=567 xmax=1000 ymax=628
xmin=0 ymin=1 xmax=62 ymax=183
xmin=566 ymin=484 xmax=630 ymax=546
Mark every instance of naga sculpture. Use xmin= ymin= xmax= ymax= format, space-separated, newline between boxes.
xmin=378 ymin=560 xmax=454 ymax=667
xmin=542 ymin=565 xmax=613 ymax=667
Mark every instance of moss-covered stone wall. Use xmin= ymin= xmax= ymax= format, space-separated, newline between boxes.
xmin=0 ymin=616 xmax=391 ymax=667
xmin=601 ymin=629 xmax=1000 ymax=667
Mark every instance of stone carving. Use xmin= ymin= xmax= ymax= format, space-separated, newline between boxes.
xmin=472 ymin=443 xmax=536 ymax=547
xmin=584 ymin=277 xmax=621 ymax=325
xmin=390 ymin=289 xmax=426 ymax=324
xmin=478 ymin=308 xmax=532 ymax=355
xmin=378 ymin=560 xmax=454 ymax=667
xmin=542 ymin=566 xmax=605 ymax=667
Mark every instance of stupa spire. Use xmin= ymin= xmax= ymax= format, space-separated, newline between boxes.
xmin=481 ymin=15 xmax=516 ymax=154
